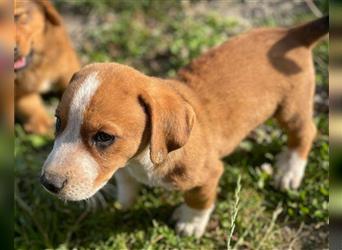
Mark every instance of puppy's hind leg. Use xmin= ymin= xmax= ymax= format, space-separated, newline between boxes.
xmin=115 ymin=168 xmax=141 ymax=210
xmin=274 ymin=88 xmax=316 ymax=190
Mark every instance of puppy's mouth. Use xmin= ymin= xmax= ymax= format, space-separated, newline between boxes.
xmin=40 ymin=173 xmax=106 ymax=201
xmin=14 ymin=56 xmax=27 ymax=70
xmin=14 ymin=51 xmax=33 ymax=72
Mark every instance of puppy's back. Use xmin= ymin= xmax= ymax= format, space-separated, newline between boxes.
xmin=177 ymin=17 xmax=328 ymax=156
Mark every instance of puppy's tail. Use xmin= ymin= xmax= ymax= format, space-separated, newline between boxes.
xmin=289 ymin=16 xmax=329 ymax=47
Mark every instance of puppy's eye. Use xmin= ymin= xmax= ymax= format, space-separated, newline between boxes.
xmin=15 ymin=13 xmax=28 ymax=24
xmin=93 ymin=132 xmax=115 ymax=148
xmin=55 ymin=116 xmax=61 ymax=134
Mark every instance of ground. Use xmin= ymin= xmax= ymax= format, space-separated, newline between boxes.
xmin=15 ymin=1 xmax=328 ymax=249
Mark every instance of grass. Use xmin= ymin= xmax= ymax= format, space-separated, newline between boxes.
xmin=15 ymin=1 xmax=328 ymax=249
xmin=226 ymin=175 xmax=241 ymax=250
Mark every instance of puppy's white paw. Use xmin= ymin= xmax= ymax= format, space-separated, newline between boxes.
xmin=117 ymin=188 xmax=139 ymax=210
xmin=273 ymin=149 xmax=306 ymax=190
xmin=172 ymin=203 xmax=214 ymax=238
xmin=115 ymin=169 xmax=141 ymax=210
xmin=117 ymin=179 xmax=140 ymax=210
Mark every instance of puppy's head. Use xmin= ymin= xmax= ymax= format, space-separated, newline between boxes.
xmin=14 ymin=0 xmax=61 ymax=71
xmin=41 ymin=63 xmax=194 ymax=201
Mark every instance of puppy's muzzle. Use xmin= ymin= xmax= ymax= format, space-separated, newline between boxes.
xmin=14 ymin=46 xmax=33 ymax=71
xmin=40 ymin=173 xmax=67 ymax=194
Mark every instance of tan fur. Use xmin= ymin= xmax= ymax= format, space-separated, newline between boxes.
xmin=45 ymin=17 xmax=328 ymax=228
xmin=15 ymin=0 xmax=80 ymax=134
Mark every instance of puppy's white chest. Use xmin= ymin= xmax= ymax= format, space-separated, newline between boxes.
xmin=127 ymin=162 xmax=157 ymax=186
xmin=126 ymin=148 xmax=173 ymax=189
xmin=39 ymin=79 xmax=52 ymax=93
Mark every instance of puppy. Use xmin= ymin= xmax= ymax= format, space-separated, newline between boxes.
xmin=41 ymin=17 xmax=328 ymax=237
xmin=0 ymin=0 xmax=14 ymax=128
xmin=15 ymin=0 xmax=80 ymax=134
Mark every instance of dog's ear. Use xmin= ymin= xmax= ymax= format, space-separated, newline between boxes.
xmin=139 ymin=83 xmax=195 ymax=165
xmin=35 ymin=0 xmax=61 ymax=26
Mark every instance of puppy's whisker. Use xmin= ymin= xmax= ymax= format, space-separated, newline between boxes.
xmin=84 ymin=199 xmax=92 ymax=213
xmin=92 ymin=196 xmax=99 ymax=212
xmin=103 ymin=183 xmax=117 ymax=199
xmin=85 ymin=197 xmax=95 ymax=212
xmin=95 ymin=191 xmax=107 ymax=209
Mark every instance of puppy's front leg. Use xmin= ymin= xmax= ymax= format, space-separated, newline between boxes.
xmin=115 ymin=168 xmax=141 ymax=210
xmin=16 ymin=93 xmax=53 ymax=134
xmin=172 ymin=161 xmax=223 ymax=238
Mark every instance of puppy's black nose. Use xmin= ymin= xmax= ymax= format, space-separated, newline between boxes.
xmin=40 ymin=173 xmax=67 ymax=194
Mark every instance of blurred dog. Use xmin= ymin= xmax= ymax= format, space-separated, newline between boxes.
xmin=41 ymin=17 xmax=328 ymax=237
xmin=0 ymin=0 xmax=14 ymax=129
xmin=15 ymin=0 xmax=80 ymax=134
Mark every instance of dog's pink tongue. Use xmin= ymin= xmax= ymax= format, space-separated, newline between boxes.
xmin=14 ymin=57 xmax=26 ymax=70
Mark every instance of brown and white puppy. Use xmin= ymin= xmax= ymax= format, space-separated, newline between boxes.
xmin=41 ymin=17 xmax=328 ymax=237
xmin=15 ymin=0 xmax=80 ymax=134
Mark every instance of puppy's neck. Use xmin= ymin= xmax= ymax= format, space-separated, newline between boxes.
xmin=126 ymin=146 xmax=175 ymax=189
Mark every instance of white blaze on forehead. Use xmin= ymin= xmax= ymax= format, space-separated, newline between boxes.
xmin=43 ymin=72 xmax=102 ymax=198
xmin=67 ymin=72 xmax=101 ymax=140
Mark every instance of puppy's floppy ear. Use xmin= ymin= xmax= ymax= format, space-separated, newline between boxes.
xmin=139 ymin=83 xmax=195 ymax=165
xmin=35 ymin=0 xmax=61 ymax=26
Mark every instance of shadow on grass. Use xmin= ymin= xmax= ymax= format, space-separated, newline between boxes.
xmin=16 ymin=183 xmax=179 ymax=248
xmin=67 ymin=203 xmax=176 ymax=248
